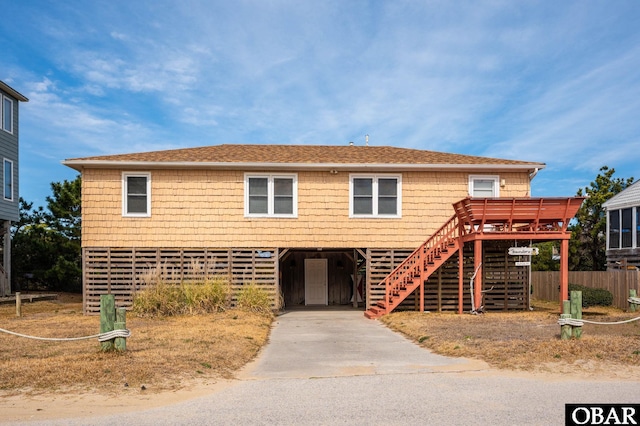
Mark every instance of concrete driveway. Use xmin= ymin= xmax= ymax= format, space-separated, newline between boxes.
xmin=17 ymin=308 xmax=640 ymax=426
xmin=239 ymin=308 xmax=475 ymax=380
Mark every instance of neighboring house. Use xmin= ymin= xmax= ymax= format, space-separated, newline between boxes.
xmin=63 ymin=144 xmax=581 ymax=315
xmin=0 ymin=81 xmax=28 ymax=297
xmin=603 ymin=180 xmax=640 ymax=269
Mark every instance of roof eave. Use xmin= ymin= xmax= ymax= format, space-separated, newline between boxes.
xmin=62 ymin=160 xmax=545 ymax=173
xmin=0 ymin=82 xmax=29 ymax=102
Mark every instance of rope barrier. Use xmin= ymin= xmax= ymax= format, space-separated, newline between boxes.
xmin=558 ymin=316 xmax=640 ymax=327
xmin=628 ymin=297 xmax=640 ymax=304
xmin=0 ymin=327 xmax=131 ymax=342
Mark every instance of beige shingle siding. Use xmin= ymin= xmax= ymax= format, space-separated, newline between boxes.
xmin=82 ymin=168 xmax=531 ymax=248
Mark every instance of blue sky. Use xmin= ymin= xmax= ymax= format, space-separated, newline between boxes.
xmin=2 ymin=1 xmax=640 ymax=206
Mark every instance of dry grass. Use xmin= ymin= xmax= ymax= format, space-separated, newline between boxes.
xmin=3 ymin=295 xmax=640 ymax=398
xmin=0 ymin=294 xmax=272 ymax=396
xmin=381 ymin=299 xmax=640 ymax=378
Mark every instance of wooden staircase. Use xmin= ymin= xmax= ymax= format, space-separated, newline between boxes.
xmin=364 ymin=215 xmax=460 ymax=319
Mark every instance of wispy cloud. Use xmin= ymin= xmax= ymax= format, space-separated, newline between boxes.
xmin=2 ymin=0 xmax=640 ymax=203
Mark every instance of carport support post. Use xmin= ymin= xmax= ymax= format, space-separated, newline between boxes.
xmin=473 ymin=240 xmax=482 ymax=311
xmin=559 ymin=239 xmax=569 ymax=313
xmin=100 ymin=294 xmax=116 ymax=351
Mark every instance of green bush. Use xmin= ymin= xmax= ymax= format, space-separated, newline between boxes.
xmin=236 ymin=283 xmax=273 ymax=315
xmin=132 ymin=276 xmax=231 ymax=317
xmin=568 ymin=283 xmax=613 ymax=308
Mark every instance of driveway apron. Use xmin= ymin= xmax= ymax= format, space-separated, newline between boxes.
xmin=240 ymin=308 xmax=473 ymax=380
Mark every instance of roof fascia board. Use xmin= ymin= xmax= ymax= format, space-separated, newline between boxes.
xmin=0 ymin=82 xmax=29 ymax=102
xmin=62 ymin=160 xmax=545 ymax=172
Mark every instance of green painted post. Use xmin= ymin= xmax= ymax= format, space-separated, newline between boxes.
xmin=570 ymin=290 xmax=582 ymax=339
xmin=100 ymin=294 xmax=116 ymax=351
xmin=561 ymin=300 xmax=572 ymax=340
xmin=630 ymin=289 xmax=638 ymax=312
xmin=114 ymin=307 xmax=127 ymax=352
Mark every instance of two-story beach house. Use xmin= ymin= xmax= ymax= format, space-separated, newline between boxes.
xmin=0 ymin=81 xmax=28 ymax=297
xmin=63 ymin=144 xmax=582 ymax=316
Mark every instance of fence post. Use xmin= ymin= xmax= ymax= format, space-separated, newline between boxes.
xmin=630 ymin=289 xmax=638 ymax=313
xmin=114 ymin=307 xmax=127 ymax=352
xmin=100 ymin=294 xmax=116 ymax=351
xmin=15 ymin=292 xmax=21 ymax=317
xmin=570 ymin=290 xmax=582 ymax=339
xmin=560 ymin=300 xmax=573 ymax=340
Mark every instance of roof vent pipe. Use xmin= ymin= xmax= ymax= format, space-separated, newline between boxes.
xmin=349 ymin=141 xmax=354 ymax=146
xmin=365 ymin=134 xmax=369 ymax=146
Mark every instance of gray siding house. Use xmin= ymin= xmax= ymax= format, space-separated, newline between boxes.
xmin=603 ymin=179 xmax=640 ymax=269
xmin=0 ymin=81 xmax=28 ymax=296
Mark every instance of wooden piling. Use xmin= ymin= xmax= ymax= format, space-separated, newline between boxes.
xmin=630 ymin=289 xmax=638 ymax=313
xmin=570 ymin=290 xmax=582 ymax=339
xmin=100 ymin=294 xmax=116 ymax=351
xmin=114 ymin=307 xmax=127 ymax=352
xmin=561 ymin=300 xmax=572 ymax=340
xmin=15 ymin=292 xmax=21 ymax=317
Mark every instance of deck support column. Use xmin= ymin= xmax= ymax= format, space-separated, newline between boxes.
xmin=559 ymin=238 xmax=569 ymax=312
xmin=458 ymin=244 xmax=464 ymax=314
xmin=473 ymin=239 xmax=483 ymax=311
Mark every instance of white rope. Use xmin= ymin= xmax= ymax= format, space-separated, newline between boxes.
xmin=0 ymin=327 xmax=131 ymax=342
xmin=628 ymin=297 xmax=640 ymax=304
xmin=558 ymin=316 xmax=640 ymax=327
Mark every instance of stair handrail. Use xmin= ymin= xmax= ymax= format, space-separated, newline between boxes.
xmin=384 ymin=215 xmax=459 ymax=310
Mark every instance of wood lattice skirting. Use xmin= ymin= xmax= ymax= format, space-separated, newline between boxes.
xmin=82 ymin=247 xmax=279 ymax=315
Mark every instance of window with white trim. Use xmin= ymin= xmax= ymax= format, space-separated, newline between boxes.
xmin=245 ymin=174 xmax=297 ymax=217
xmin=608 ymin=207 xmax=639 ymax=250
xmin=469 ymin=175 xmax=499 ymax=197
xmin=350 ymin=174 xmax=401 ymax=218
xmin=2 ymin=96 xmax=13 ymax=134
xmin=3 ymin=159 xmax=13 ymax=201
xmin=122 ymin=172 xmax=151 ymax=217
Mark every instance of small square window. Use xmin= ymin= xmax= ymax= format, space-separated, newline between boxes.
xmin=469 ymin=175 xmax=499 ymax=197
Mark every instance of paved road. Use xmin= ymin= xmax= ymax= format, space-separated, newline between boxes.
xmin=13 ymin=309 xmax=640 ymax=425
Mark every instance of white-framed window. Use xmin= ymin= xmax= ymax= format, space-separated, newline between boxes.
xmin=349 ymin=174 xmax=402 ymax=218
xmin=469 ymin=175 xmax=499 ymax=197
xmin=608 ymin=207 xmax=639 ymax=250
xmin=2 ymin=96 xmax=13 ymax=134
xmin=122 ymin=172 xmax=151 ymax=217
xmin=244 ymin=173 xmax=297 ymax=217
xmin=3 ymin=159 xmax=13 ymax=201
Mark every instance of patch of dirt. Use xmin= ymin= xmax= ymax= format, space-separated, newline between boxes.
xmin=381 ymin=299 xmax=640 ymax=380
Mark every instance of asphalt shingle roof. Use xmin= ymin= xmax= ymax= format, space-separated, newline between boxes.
xmin=65 ymin=144 xmax=544 ymax=168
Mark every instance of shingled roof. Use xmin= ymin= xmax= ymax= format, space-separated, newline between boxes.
xmin=63 ymin=144 xmax=544 ymax=171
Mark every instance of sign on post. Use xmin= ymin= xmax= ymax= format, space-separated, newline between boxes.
xmin=515 ymin=261 xmax=531 ymax=267
xmin=508 ymin=247 xmax=539 ymax=256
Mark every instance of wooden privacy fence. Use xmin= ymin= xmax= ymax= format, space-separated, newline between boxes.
xmin=532 ymin=270 xmax=640 ymax=309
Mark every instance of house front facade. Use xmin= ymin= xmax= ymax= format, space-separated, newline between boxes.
xmin=603 ymin=180 xmax=640 ymax=269
xmin=64 ymin=144 xmax=546 ymax=314
xmin=0 ymin=81 xmax=28 ymax=296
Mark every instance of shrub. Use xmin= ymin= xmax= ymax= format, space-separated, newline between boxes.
xmin=236 ymin=283 xmax=273 ymax=315
xmin=568 ymin=283 xmax=613 ymax=308
xmin=132 ymin=275 xmax=231 ymax=317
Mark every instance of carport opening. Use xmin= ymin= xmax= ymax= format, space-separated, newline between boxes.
xmin=279 ymin=249 xmax=365 ymax=309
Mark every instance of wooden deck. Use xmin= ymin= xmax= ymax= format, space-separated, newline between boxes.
xmin=365 ymin=197 xmax=585 ymax=318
